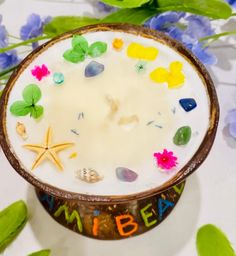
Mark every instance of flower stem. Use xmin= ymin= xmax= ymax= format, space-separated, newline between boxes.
xmin=0 ymin=35 xmax=51 ymax=53
xmin=200 ymin=30 xmax=236 ymax=47
xmin=200 ymin=30 xmax=236 ymax=42
xmin=0 ymin=65 xmax=18 ymax=78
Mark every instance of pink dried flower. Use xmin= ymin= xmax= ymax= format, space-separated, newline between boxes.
xmin=154 ymin=149 xmax=178 ymax=170
xmin=31 ymin=64 xmax=50 ymax=81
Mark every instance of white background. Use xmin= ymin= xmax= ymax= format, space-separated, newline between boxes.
xmin=1 ymin=0 xmax=236 ymax=255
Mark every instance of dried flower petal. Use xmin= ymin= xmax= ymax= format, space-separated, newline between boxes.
xmin=127 ymin=42 xmax=158 ymax=61
xmin=31 ymin=64 xmax=50 ymax=81
xmin=112 ymin=38 xmax=124 ymax=51
xmin=150 ymin=61 xmax=185 ymax=88
xmin=153 ymin=149 xmax=178 ymax=170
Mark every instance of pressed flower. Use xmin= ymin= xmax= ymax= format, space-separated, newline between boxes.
xmin=150 ymin=61 xmax=185 ymax=88
xmin=127 ymin=43 xmax=158 ymax=61
xmin=154 ymin=149 xmax=178 ymax=170
xmin=31 ymin=64 xmax=50 ymax=81
xmin=112 ymin=38 xmax=124 ymax=50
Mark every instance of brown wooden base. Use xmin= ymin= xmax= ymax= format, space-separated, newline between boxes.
xmin=36 ymin=181 xmax=185 ymax=240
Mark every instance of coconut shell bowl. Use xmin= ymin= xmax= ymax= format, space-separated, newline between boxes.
xmin=0 ymin=24 xmax=219 ymax=240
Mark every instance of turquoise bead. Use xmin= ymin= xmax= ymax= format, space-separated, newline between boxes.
xmin=53 ymin=72 xmax=64 ymax=85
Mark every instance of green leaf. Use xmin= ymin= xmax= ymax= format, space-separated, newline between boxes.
xmin=196 ymin=224 xmax=236 ymax=256
xmin=0 ymin=200 xmax=27 ymax=252
xmin=22 ymin=84 xmax=42 ymax=105
xmin=30 ymin=105 xmax=44 ymax=119
xmin=10 ymin=101 xmax=31 ymax=116
xmin=100 ymin=0 xmax=150 ymax=8
xmin=155 ymin=0 xmax=232 ymax=19
xmin=44 ymin=16 xmax=100 ymax=37
xmin=88 ymin=42 xmax=107 ymax=58
xmin=72 ymin=35 xmax=89 ymax=54
xmin=63 ymin=49 xmax=86 ymax=63
xmin=101 ymin=7 xmax=157 ymax=24
xmin=28 ymin=249 xmax=51 ymax=256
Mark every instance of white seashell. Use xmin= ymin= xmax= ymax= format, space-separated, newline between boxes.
xmin=75 ymin=168 xmax=103 ymax=183
xmin=16 ymin=122 xmax=28 ymax=140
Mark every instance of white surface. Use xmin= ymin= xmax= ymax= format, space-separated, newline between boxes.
xmin=1 ymin=0 xmax=236 ymax=255
xmin=6 ymin=29 xmax=209 ymax=195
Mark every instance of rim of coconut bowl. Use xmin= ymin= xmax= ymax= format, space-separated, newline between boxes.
xmin=0 ymin=23 xmax=219 ymax=204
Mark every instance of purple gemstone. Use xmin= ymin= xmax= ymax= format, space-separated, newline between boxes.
xmin=85 ymin=61 xmax=104 ymax=77
xmin=116 ymin=167 xmax=138 ymax=182
xmin=179 ymin=98 xmax=197 ymax=112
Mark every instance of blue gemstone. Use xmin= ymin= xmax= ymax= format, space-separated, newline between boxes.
xmin=85 ymin=61 xmax=104 ymax=77
xmin=179 ymin=98 xmax=197 ymax=112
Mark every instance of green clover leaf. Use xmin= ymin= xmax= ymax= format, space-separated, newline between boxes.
xmin=63 ymin=49 xmax=86 ymax=63
xmin=0 ymin=201 xmax=28 ymax=252
xmin=30 ymin=105 xmax=44 ymax=119
xmin=63 ymin=35 xmax=107 ymax=63
xmin=10 ymin=101 xmax=31 ymax=116
xmin=196 ymin=224 xmax=235 ymax=256
xmin=72 ymin=35 xmax=89 ymax=53
xmin=10 ymin=84 xmax=44 ymax=119
xmin=23 ymin=84 xmax=42 ymax=105
xmin=88 ymin=42 xmax=107 ymax=58
xmin=28 ymin=249 xmax=51 ymax=256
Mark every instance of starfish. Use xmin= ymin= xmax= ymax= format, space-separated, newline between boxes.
xmin=23 ymin=127 xmax=74 ymax=171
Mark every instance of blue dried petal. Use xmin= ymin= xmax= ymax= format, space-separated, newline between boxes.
xmin=85 ymin=61 xmax=104 ymax=77
xmin=116 ymin=167 xmax=138 ymax=182
xmin=179 ymin=98 xmax=197 ymax=112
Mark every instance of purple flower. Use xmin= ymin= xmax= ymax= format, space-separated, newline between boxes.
xmin=20 ymin=13 xmax=51 ymax=48
xmin=185 ymin=15 xmax=214 ymax=39
xmin=225 ymin=109 xmax=236 ymax=138
xmin=147 ymin=12 xmax=217 ymax=65
xmin=0 ymin=15 xmax=8 ymax=47
xmin=0 ymin=16 xmax=20 ymax=71
xmin=96 ymin=1 xmax=117 ymax=13
xmin=0 ymin=50 xmax=20 ymax=70
xmin=226 ymin=0 xmax=236 ymax=8
xmin=148 ymin=12 xmax=186 ymax=32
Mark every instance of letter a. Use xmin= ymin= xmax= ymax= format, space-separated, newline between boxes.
xmin=158 ymin=198 xmax=174 ymax=220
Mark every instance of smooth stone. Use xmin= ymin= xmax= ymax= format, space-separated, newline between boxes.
xmin=85 ymin=61 xmax=104 ymax=77
xmin=116 ymin=167 xmax=138 ymax=182
xmin=179 ymin=98 xmax=197 ymax=112
xmin=53 ymin=72 xmax=64 ymax=85
xmin=173 ymin=126 xmax=192 ymax=146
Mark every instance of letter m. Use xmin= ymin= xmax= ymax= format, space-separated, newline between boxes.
xmin=54 ymin=204 xmax=83 ymax=233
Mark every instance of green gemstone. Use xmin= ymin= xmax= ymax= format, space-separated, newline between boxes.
xmin=173 ymin=126 xmax=192 ymax=146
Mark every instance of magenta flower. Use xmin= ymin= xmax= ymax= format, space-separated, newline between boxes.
xmin=154 ymin=149 xmax=178 ymax=170
xmin=31 ymin=64 xmax=50 ymax=81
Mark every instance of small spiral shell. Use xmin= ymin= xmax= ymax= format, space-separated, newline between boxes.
xmin=75 ymin=168 xmax=103 ymax=183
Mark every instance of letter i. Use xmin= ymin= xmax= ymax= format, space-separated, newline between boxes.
xmin=93 ymin=217 xmax=99 ymax=236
